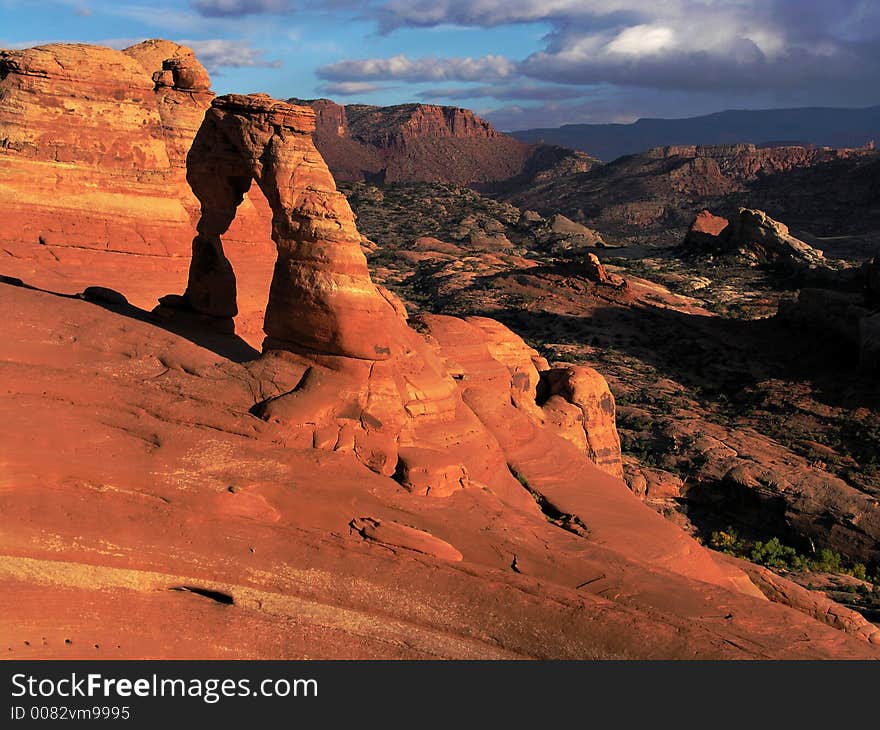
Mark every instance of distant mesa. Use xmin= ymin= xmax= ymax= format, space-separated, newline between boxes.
xmin=506 ymin=142 xmax=880 ymax=243
xmin=288 ymin=97 xmax=598 ymax=188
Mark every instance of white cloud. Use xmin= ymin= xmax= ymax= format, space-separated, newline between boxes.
xmin=318 ymin=81 xmax=390 ymax=95
xmin=178 ymin=38 xmax=281 ymax=70
xmin=318 ymin=53 xmax=517 ymax=82
xmin=605 ymin=25 xmax=676 ymax=57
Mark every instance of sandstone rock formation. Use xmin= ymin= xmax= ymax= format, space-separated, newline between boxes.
xmin=724 ymin=208 xmax=828 ymax=269
xmin=684 ymin=208 xmax=828 ymax=270
xmin=0 ymin=42 xmax=202 ymax=256
xmin=0 ymin=41 xmax=275 ymax=345
xmin=175 ymin=94 xmax=510 ymax=500
xmin=289 ymin=97 xmax=597 ymax=187
xmin=539 ymin=365 xmax=625 ymax=479
xmin=580 ymin=252 xmax=625 ymax=285
xmin=181 ymin=93 xmax=406 ymax=357
xmin=3 ymin=43 xmax=878 ymax=659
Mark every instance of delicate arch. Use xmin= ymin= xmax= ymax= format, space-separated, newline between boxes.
xmin=182 ymin=94 xmax=403 ymax=360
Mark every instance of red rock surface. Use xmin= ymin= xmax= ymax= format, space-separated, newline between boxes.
xmin=540 ymin=365 xmax=625 ymax=479
xmin=338 ymin=180 xmax=880 ymax=574
xmin=690 ymin=210 xmax=730 ymax=237
xmin=720 ymin=556 xmax=880 ymax=645
xmin=5 ymin=280 xmax=880 ymax=658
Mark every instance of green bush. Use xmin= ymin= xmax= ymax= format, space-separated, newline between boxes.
xmin=707 ymin=528 xmax=877 ymax=584
xmin=748 ymin=537 xmax=799 ymax=570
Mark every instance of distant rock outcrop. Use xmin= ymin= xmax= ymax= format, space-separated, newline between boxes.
xmin=725 ymin=208 xmax=828 ymax=268
xmin=684 ymin=210 xmax=729 ymax=247
xmin=684 ymin=208 xmax=828 ymax=270
xmin=503 ymin=142 xmax=879 ymax=242
xmin=289 ymin=98 xmax=597 ymax=187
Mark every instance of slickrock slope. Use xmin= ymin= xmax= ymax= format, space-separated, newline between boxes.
xmin=0 ymin=41 xmax=275 ymax=345
xmin=4 ymin=279 xmax=879 ymax=658
xmin=2 ymin=76 xmax=878 ymax=656
xmin=290 ymin=98 xmax=597 ymax=187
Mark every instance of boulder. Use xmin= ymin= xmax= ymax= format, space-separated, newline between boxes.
xmin=684 ymin=209 xmax=729 ymax=248
xmin=539 ymin=365 xmax=625 ymax=479
xmin=726 ymin=208 xmax=828 ymax=269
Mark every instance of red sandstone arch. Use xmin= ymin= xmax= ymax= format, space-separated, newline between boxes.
xmin=183 ymin=93 xmax=404 ymax=360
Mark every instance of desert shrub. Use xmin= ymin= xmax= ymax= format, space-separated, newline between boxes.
xmin=748 ymin=537 xmax=799 ymax=570
xmin=814 ymin=548 xmax=843 ymax=574
xmin=707 ymin=529 xmax=877 ymax=584
xmin=708 ymin=529 xmax=745 ymax=555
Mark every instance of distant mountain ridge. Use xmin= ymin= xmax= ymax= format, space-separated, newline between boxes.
xmin=502 ymin=142 xmax=880 ymax=243
xmin=511 ymin=105 xmax=880 ymax=162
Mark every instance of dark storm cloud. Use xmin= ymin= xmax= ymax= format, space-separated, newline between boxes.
xmin=191 ymin=0 xmax=292 ymax=17
xmin=323 ymin=0 xmax=880 ymax=105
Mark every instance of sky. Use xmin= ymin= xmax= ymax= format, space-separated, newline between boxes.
xmin=2 ymin=0 xmax=879 ymax=130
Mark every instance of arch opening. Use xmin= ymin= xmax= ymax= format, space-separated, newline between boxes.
xmin=180 ymin=93 xmax=403 ymax=360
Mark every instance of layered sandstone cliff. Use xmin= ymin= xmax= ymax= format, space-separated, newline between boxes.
xmin=290 ymin=97 xmax=597 ymax=186
xmin=0 ymin=41 xmax=274 ymax=343
xmin=0 ymin=41 xmax=219 ymax=254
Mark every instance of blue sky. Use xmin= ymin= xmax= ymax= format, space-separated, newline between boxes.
xmin=2 ymin=0 xmax=879 ymax=130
